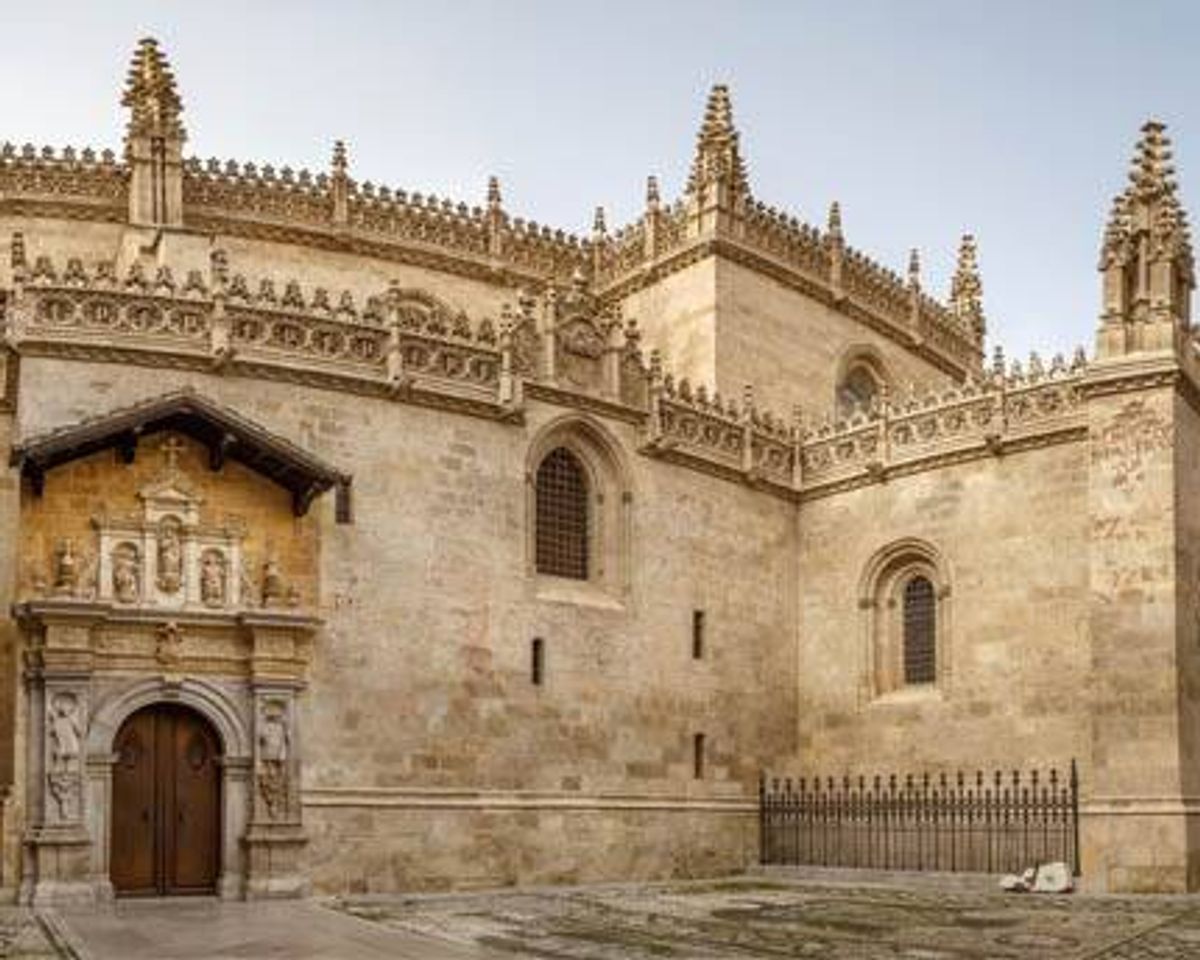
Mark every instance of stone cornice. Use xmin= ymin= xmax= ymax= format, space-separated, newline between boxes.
xmin=14 ymin=599 xmax=321 ymax=632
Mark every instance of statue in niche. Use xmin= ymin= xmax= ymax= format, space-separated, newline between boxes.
xmin=156 ymin=518 xmax=183 ymax=594
xmin=112 ymin=543 xmax=140 ymax=603
xmin=261 ymin=558 xmax=286 ymax=607
xmin=200 ymin=550 xmax=226 ymax=607
xmin=47 ymin=692 xmax=83 ymax=820
xmin=257 ymin=700 xmax=290 ymax=819
xmin=52 ymin=539 xmax=79 ymax=596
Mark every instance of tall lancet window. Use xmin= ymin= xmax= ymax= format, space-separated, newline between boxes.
xmin=535 ymin=447 xmax=589 ymax=580
xmin=902 ymin=575 xmax=937 ymax=684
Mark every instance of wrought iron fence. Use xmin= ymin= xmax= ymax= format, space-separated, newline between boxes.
xmin=759 ymin=762 xmax=1079 ymax=877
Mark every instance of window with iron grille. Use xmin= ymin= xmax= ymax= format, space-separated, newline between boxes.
xmin=903 ymin=575 xmax=936 ymax=684
xmin=535 ymin=447 xmax=589 ymax=579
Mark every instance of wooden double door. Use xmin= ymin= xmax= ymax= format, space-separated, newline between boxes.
xmin=111 ymin=704 xmax=221 ymax=896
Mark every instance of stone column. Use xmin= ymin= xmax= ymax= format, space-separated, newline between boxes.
xmin=18 ymin=602 xmax=99 ymax=904
xmin=1082 ymin=362 xmax=1193 ymax=891
xmin=240 ymin=614 xmax=314 ymax=899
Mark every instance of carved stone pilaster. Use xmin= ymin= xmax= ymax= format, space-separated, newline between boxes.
xmin=19 ymin=603 xmax=97 ymax=904
xmin=244 ymin=676 xmax=306 ymax=898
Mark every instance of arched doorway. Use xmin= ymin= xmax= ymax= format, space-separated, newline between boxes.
xmin=110 ymin=703 xmax=222 ymax=896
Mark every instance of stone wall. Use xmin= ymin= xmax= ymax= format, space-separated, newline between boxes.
xmin=716 ymin=259 xmax=953 ymax=416
xmin=795 ymin=438 xmax=1091 ymax=771
xmin=1174 ymin=392 xmax=1200 ymax=889
xmin=11 ymin=355 xmax=797 ymax=892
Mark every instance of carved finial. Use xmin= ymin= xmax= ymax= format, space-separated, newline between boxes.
xmin=991 ymin=344 xmax=1005 ymax=378
xmin=649 ymin=349 xmax=663 ymax=382
xmin=1098 ymin=120 xmax=1193 ymax=345
xmin=686 ymin=84 xmax=750 ymax=203
xmin=646 ymin=175 xmax=661 ymax=210
xmin=487 ymin=175 xmax=502 ymax=211
xmin=827 ymin=201 xmax=843 ymax=242
xmin=1128 ymin=120 xmax=1176 ymax=203
xmin=160 ymin=435 xmax=186 ymax=473
xmin=331 ymin=140 xmax=348 ymax=178
xmin=122 ymin=37 xmax=185 ymax=141
xmin=593 ymin=206 xmax=607 ymax=238
xmin=950 ymin=234 xmax=985 ymax=342
xmin=907 ymin=248 xmax=921 ymax=288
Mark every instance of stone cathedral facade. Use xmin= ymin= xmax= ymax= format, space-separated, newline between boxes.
xmin=0 ymin=38 xmax=1195 ymax=901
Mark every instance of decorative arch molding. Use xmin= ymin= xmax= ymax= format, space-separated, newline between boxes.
xmin=389 ymin=286 xmax=459 ymax=319
xmin=87 ymin=676 xmax=250 ymax=760
xmin=834 ymin=343 xmax=892 ymax=417
xmin=858 ymin=537 xmax=952 ymax=700
xmin=525 ymin=412 xmax=633 ymax=492
xmin=524 ymin=413 xmax=634 ymax=604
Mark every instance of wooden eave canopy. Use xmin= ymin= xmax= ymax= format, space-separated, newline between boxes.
xmin=10 ymin=388 xmax=351 ymax=516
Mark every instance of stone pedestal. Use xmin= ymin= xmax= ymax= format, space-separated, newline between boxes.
xmin=243 ymin=825 xmax=308 ymax=899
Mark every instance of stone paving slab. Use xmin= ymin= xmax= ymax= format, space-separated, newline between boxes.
xmin=329 ymin=875 xmax=1200 ymax=959
xmin=0 ymin=908 xmax=58 ymax=959
xmin=52 ymin=898 xmax=503 ymax=960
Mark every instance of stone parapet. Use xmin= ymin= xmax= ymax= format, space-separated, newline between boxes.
xmin=596 ymin=198 xmax=981 ymax=378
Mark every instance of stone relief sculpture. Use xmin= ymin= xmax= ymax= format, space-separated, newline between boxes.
xmin=261 ymin=558 xmax=286 ymax=607
xmin=156 ymin=518 xmax=183 ymax=594
xmin=111 ymin=543 xmax=140 ymax=603
xmin=155 ymin=621 xmax=183 ymax=666
xmin=200 ymin=550 xmax=226 ymax=607
xmin=257 ymin=700 xmax=290 ymax=819
xmin=46 ymin=692 xmax=83 ymax=820
xmin=52 ymin=539 xmax=79 ymax=596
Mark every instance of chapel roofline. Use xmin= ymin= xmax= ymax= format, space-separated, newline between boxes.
xmin=10 ymin=387 xmax=351 ymax=516
xmin=0 ymin=39 xmax=983 ymax=377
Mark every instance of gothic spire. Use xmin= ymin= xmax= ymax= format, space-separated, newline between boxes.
xmin=122 ymin=37 xmax=185 ymax=142
xmin=1098 ymin=121 xmax=1195 ymax=351
xmin=950 ymin=234 xmax=985 ymax=342
xmin=686 ymin=84 xmax=750 ymax=204
xmin=1110 ymin=120 xmax=1193 ymax=268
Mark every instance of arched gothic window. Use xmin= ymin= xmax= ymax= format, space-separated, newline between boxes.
xmin=902 ymin=575 xmax=937 ymax=684
xmin=837 ymin=364 xmax=880 ymax=417
xmin=859 ymin=539 xmax=949 ymax=697
xmin=535 ymin=447 xmax=589 ymax=580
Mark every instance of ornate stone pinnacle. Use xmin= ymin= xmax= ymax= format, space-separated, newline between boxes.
xmin=332 ymin=140 xmax=348 ymax=177
xmin=908 ymin=248 xmax=921 ymax=286
xmin=487 ymin=175 xmax=502 ymax=211
xmin=592 ymin=206 xmax=607 ymax=237
xmin=1128 ymin=119 xmax=1176 ymax=201
xmin=686 ymin=83 xmax=750 ymax=201
xmin=646 ymin=175 xmax=660 ymax=209
xmin=826 ymin=201 xmax=843 ymax=241
xmin=1097 ymin=120 xmax=1195 ymax=339
xmin=951 ymin=234 xmax=985 ymax=340
xmin=122 ymin=37 xmax=185 ymax=141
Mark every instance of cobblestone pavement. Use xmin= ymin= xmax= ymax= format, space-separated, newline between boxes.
xmin=330 ymin=874 xmax=1200 ymax=959
xmin=0 ymin=908 xmax=58 ymax=959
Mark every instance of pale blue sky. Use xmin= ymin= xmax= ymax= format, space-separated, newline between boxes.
xmin=3 ymin=1 xmax=1196 ymax=360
